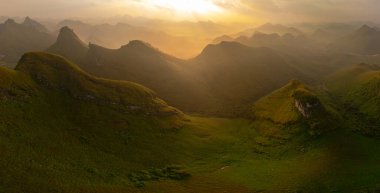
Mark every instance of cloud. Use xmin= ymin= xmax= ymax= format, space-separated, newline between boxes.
xmin=0 ymin=0 xmax=379 ymax=23
xmin=240 ymin=0 xmax=280 ymax=12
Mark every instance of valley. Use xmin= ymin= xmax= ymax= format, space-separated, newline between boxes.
xmin=0 ymin=15 xmax=379 ymax=193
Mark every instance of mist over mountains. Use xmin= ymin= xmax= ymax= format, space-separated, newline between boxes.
xmin=1 ymin=16 xmax=380 ymax=193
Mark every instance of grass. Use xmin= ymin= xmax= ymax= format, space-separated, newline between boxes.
xmin=326 ymin=63 xmax=380 ymax=136
xmin=0 ymin=53 xmax=379 ymax=192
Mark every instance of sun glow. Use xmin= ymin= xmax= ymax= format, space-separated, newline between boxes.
xmin=150 ymin=0 xmax=221 ymax=14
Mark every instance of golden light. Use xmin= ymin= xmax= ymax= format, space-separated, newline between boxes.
xmin=149 ymin=0 xmax=221 ymax=14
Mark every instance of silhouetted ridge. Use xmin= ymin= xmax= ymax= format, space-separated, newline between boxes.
xmin=119 ymin=40 xmax=162 ymax=54
xmin=356 ymin=24 xmax=378 ymax=35
xmin=47 ymin=27 xmax=88 ymax=63
xmin=199 ymin=41 xmax=251 ymax=57
xmin=57 ymin=26 xmax=86 ymax=45
xmin=4 ymin=18 xmax=17 ymax=26
xmin=22 ymin=16 xmax=48 ymax=32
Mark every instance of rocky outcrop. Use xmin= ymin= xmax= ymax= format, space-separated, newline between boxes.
xmin=294 ymin=99 xmax=320 ymax=118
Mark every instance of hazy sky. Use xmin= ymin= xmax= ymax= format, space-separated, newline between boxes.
xmin=0 ymin=0 xmax=379 ymax=23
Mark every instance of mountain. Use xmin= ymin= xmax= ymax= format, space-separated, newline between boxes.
xmin=326 ymin=63 xmax=380 ymax=136
xmin=187 ymin=41 xmax=304 ymax=115
xmin=234 ymin=30 xmax=380 ymax=82
xmin=330 ymin=25 xmax=380 ymax=55
xmin=22 ymin=16 xmax=49 ymax=33
xmin=236 ymin=32 xmax=310 ymax=49
xmin=211 ymin=35 xmax=235 ymax=44
xmin=56 ymin=20 xmax=206 ymax=59
xmin=310 ymin=28 xmax=338 ymax=45
xmin=48 ymin=28 xmax=307 ymax=115
xmin=252 ymin=80 xmax=337 ymax=136
xmin=0 ymin=18 xmax=55 ymax=67
xmin=237 ymin=23 xmax=304 ymax=37
xmin=47 ymin=26 xmax=88 ymax=64
xmin=0 ymin=52 xmax=192 ymax=192
xmin=256 ymin=23 xmax=304 ymax=36
xmin=47 ymin=27 xmax=209 ymax=113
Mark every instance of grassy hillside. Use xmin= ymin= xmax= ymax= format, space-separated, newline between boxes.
xmin=0 ymin=52 xmax=189 ymax=192
xmin=326 ymin=63 xmax=380 ymax=136
xmin=252 ymin=80 xmax=339 ymax=137
xmin=0 ymin=54 xmax=380 ymax=192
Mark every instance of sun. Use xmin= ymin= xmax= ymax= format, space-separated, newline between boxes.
xmin=151 ymin=0 xmax=221 ymax=14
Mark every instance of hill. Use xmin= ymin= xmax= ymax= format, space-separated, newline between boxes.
xmin=47 ymin=27 xmax=213 ymax=113
xmin=0 ymin=18 xmax=55 ymax=67
xmin=0 ymin=52 xmax=190 ymax=192
xmin=47 ymin=28 xmax=309 ymax=116
xmin=47 ymin=26 xmax=88 ymax=64
xmin=330 ymin=25 xmax=380 ymax=55
xmin=187 ymin=41 xmax=305 ymax=115
xmin=252 ymin=80 xmax=337 ymax=136
xmin=326 ymin=63 xmax=380 ymax=136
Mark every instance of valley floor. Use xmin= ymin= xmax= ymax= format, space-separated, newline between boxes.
xmin=72 ymin=116 xmax=380 ymax=193
xmin=1 ymin=114 xmax=379 ymax=193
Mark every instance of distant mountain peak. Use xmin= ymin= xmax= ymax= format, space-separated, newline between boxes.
xmin=126 ymin=40 xmax=152 ymax=48
xmin=120 ymin=40 xmax=160 ymax=54
xmin=60 ymin=26 xmax=75 ymax=35
xmin=4 ymin=18 xmax=16 ymax=25
xmin=357 ymin=24 xmax=378 ymax=35
xmin=22 ymin=16 xmax=48 ymax=32
xmin=198 ymin=41 xmax=252 ymax=59
xmin=252 ymin=32 xmax=281 ymax=38
xmin=203 ymin=41 xmax=246 ymax=52
xmin=56 ymin=26 xmax=85 ymax=46
xmin=47 ymin=26 xmax=88 ymax=63
xmin=23 ymin=16 xmax=39 ymax=25
xmin=24 ymin=16 xmax=32 ymax=23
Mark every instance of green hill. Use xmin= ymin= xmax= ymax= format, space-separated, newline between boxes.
xmin=1 ymin=52 xmax=380 ymax=193
xmin=252 ymin=80 xmax=338 ymax=136
xmin=0 ymin=52 xmax=188 ymax=192
xmin=326 ymin=63 xmax=380 ymax=136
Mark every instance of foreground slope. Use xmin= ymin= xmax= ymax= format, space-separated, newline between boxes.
xmin=327 ymin=63 xmax=380 ymax=136
xmin=1 ymin=53 xmax=380 ymax=193
xmin=0 ymin=52 xmax=187 ymax=192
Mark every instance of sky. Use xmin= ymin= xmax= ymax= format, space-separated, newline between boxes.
xmin=0 ymin=0 xmax=379 ymax=23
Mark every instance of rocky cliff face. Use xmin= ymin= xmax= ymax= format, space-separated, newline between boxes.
xmin=292 ymin=89 xmax=324 ymax=119
xmin=294 ymin=99 xmax=321 ymax=118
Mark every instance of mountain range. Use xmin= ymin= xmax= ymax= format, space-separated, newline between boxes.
xmin=0 ymin=18 xmax=380 ymax=192
xmin=0 ymin=18 xmax=55 ymax=67
xmin=55 ymin=19 xmax=210 ymax=59
xmin=47 ymin=27 xmax=311 ymax=115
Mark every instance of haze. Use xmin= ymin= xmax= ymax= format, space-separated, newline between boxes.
xmin=1 ymin=0 xmax=380 ymax=23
